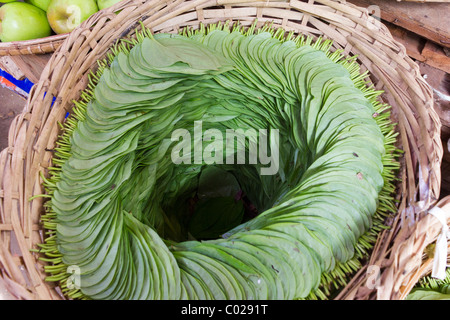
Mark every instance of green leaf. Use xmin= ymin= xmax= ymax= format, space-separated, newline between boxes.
xmin=407 ymin=289 xmax=450 ymax=300
xmin=188 ymin=196 xmax=244 ymax=240
xmin=197 ymin=166 xmax=241 ymax=199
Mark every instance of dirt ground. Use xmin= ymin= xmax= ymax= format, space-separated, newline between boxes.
xmin=0 ymin=86 xmax=27 ymax=152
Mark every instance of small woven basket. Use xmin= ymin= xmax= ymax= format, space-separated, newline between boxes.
xmin=0 ymin=0 xmax=447 ymax=300
xmin=0 ymin=4 xmax=118 ymax=56
xmin=0 ymin=34 xmax=67 ymax=56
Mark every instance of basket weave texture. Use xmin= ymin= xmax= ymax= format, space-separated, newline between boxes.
xmin=0 ymin=0 xmax=447 ymax=300
xmin=0 ymin=34 xmax=67 ymax=56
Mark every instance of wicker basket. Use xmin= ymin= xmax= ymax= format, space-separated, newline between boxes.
xmin=0 ymin=3 xmax=120 ymax=56
xmin=0 ymin=0 xmax=447 ymax=300
xmin=0 ymin=34 xmax=67 ymax=56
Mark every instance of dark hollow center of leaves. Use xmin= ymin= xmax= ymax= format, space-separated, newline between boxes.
xmin=160 ymin=165 xmax=262 ymax=242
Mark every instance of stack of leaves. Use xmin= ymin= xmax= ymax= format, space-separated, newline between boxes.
xmin=38 ymin=23 xmax=400 ymax=300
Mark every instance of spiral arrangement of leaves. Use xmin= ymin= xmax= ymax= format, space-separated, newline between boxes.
xmin=36 ymin=22 xmax=400 ymax=300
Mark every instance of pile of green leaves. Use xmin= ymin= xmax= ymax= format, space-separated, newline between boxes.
xmin=38 ymin=23 xmax=399 ymax=300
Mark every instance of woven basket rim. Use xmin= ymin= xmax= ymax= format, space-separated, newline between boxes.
xmin=0 ymin=0 xmax=446 ymax=300
xmin=0 ymin=0 xmax=124 ymax=56
xmin=0 ymin=33 xmax=68 ymax=56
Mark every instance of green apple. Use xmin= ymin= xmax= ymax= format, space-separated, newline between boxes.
xmin=47 ymin=0 xmax=98 ymax=34
xmin=24 ymin=0 xmax=51 ymax=11
xmin=0 ymin=2 xmax=52 ymax=42
xmin=0 ymin=1 xmax=17 ymax=3
xmin=97 ymin=0 xmax=122 ymax=10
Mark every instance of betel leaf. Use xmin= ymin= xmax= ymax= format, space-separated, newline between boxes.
xmin=407 ymin=289 xmax=450 ymax=300
xmin=188 ymin=166 xmax=245 ymax=239
xmin=39 ymin=24 xmax=399 ymax=300
xmin=197 ymin=166 xmax=241 ymax=199
xmin=188 ymin=196 xmax=245 ymax=240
